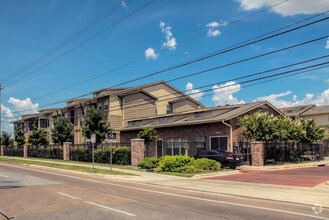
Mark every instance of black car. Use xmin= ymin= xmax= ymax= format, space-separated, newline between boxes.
xmin=193 ymin=150 xmax=243 ymax=169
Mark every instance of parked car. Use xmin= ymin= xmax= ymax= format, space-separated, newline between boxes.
xmin=193 ymin=150 xmax=243 ymax=169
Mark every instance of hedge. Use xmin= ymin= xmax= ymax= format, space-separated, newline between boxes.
xmin=138 ymin=155 xmax=221 ymax=173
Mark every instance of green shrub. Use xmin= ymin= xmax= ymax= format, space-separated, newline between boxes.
xmin=159 ymin=155 xmax=194 ymax=172
xmin=193 ymin=158 xmax=220 ymax=171
xmin=113 ymin=147 xmax=131 ymax=165
xmin=139 ymin=157 xmax=160 ymax=169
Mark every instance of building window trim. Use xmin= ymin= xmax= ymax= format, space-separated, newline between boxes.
xmin=209 ymin=135 xmax=229 ymax=152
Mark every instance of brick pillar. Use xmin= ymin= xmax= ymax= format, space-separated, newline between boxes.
xmin=131 ymin=139 xmax=145 ymax=166
xmin=63 ymin=142 xmax=71 ymax=161
xmin=23 ymin=144 xmax=28 ymax=158
xmin=0 ymin=146 xmax=4 ymax=156
xmin=250 ymin=142 xmax=264 ymax=166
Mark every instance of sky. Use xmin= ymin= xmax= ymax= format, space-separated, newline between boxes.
xmin=1 ymin=0 xmax=329 ymax=134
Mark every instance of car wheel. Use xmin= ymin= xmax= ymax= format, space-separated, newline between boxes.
xmin=230 ymin=165 xmax=236 ymax=169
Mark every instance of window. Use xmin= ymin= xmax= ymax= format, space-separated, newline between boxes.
xmin=195 ymin=111 xmax=205 ymax=118
xmin=308 ymin=116 xmax=312 ymax=120
xmin=210 ymin=136 xmax=228 ymax=151
xmin=166 ymin=103 xmax=173 ymax=114
xmin=131 ymin=120 xmax=139 ymax=126
xmin=70 ymin=109 xmax=75 ymax=124
xmin=40 ymin=119 xmax=49 ymax=128
xmin=95 ymin=92 xmax=100 ymax=96
xmin=159 ymin=117 xmax=167 ymax=123
xmin=287 ymin=110 xmax=293 ymax=113
xmin=166 ymin=138 xmax=188 ymax=156
xmin=104 ymin=99 xmax=109 ymax=110
xmin=98 ymin=102 xmax=102 ymax=110
xmin=196 ymin=137 xmax=205 ymax=153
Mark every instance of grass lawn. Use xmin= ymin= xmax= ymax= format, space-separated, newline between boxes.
xmin=0 ymin=157 xmax=138 ymax=176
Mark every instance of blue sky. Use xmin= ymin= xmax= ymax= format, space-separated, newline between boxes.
xmin=1 ymin=0 xmax=329 ymax=133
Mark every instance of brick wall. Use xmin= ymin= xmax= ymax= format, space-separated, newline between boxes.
xmin=131 ymin=139 xmax=145 ymax=166
xmin=250 ymin=142 xmax=264 ymax=166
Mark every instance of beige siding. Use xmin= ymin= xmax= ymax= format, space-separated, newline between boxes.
xmin=174 ymin=99 xmax=199 ymax=113
xmin=304 ymin=114 xmax=329 ymax=127
xmin=110 ymin=115 xmax=122 ymax=129
xmin=123 ymin=92 xmax=156 ymax=120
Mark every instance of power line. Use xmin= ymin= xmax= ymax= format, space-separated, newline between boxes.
xmin=3 ymin=0 xmax=155 ymax=87
xmin=3 ymin=49 xmax=329 ymax=117
xmin=1 ymin=0 xmax=129 ymax=83
xmin=31 ymin=8 xmax=329 ymax=101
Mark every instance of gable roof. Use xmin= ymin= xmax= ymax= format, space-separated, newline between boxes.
xmin=301 ymin=105 xmax=329 ymax=116
xmin=117 ymin=101 xmax=282 ymax=131
xmin=279 ymin=104 xmax=315 ymax=117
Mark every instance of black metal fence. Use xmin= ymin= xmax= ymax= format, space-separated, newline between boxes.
xmin=69 ymin=143 xmax=131 ymax=164
xmin=28 ymin=145 xmax=63 ymax=159
xmin=3 ymin=146 xmax=24 ymax=157
xmin=234 ymin=142 xmax=252 ymax=165
xmin=264 ymin=142 xmax=324 ymax=165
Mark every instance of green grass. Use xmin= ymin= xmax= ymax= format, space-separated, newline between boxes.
xmin=1 ymin=156 xmax=145 ymax=171
xmin=0 ymin=157 xmax=138 ymax=176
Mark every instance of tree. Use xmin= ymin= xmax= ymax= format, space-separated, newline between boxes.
xmin=137 ymin=127 xmax=160 ymax=157
xmin=14 ymin=126 xmax=26 ymax=146
xmin=137 ymin=127 xmax=160 ymax=143
xmin=299 ymin=119 xmax=325 ymax=143
xmin=238 ymin=111 xmax=275 ymax=142
xmin=28 ymin=126 xmax=49 ymax=146
xmin=1 ymin=131 xmax=13 ymax=146
xmin=79 ymin=106 xmax=111 ymax=144
xmin=51 ymin=117 xmax=74 ymax=144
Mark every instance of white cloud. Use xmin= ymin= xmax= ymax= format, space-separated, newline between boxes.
xmin=145 ymin=48 xmax=158 ymax=59
xmin=325 ymin=37 xmax=329 ymax=49
xmin=212 ymin=81 xmax=245 ymax=106
xmin=121 ymin=1 xmax=127 ymax=8
xmin=159 ymin=21 xmax=177 ymax=50
xmin=206 ymin=20 xmax=227 ymax=37
xmin=8 ymin=97 xmax=39 ymax=114
xmin=237 ymin=0 xmax=329 ymax=16
xmin=1 ymin=104 xmax=15 ymax=134
xmin=253 ymin=89 xmax=329 ymax=108
xmin=185 ymin=82 xmax=204 ymax=101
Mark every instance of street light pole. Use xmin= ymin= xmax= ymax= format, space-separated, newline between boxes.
xmin=0 ymin=83 xmax=4 ymax=142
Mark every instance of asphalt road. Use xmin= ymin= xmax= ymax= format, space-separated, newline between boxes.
xmin=0 ymin=162 xmax=328 ymax=220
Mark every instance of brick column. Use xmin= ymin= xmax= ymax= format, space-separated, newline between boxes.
xmin=23 ymin=144 xmax=28 ymax=158
xmin=0 ymin=146 xmax=4 ymax=156
xmin=131 ymin=139 xmax=145 ymax=166
xmin=63 ymin=142 xmax=71 ymax=161
xmin=250 ymin=142 xmax=264 ymax=166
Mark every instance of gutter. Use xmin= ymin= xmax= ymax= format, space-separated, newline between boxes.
xmin=222 ymin=120 xmax=233 ymax=152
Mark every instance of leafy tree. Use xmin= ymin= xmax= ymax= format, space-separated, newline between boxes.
xmin=15 ymin=126 xmax=26 ymax=146
xmin=79 ymin=106 xmax=111 ymax=144
xmin=299 ymin=119 xmax=325 ymax=143
xmin=51 ymin=117 xmax=74 ymax=144
xmin=238 ymin=111 xmax=275 ymax=142
xmin=137 ymin=127 xmax=160 ymax=157
xmin=137 ymin=127 xmax=160 ymax=143
xmin=28 ymin=126 xmax=49 ymax=146
xmin=1 ymin=131 xmax=13 ymax=146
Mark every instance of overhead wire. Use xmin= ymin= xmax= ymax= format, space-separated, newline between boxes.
xmin=1 ymin=0 xmax=129 ymax=83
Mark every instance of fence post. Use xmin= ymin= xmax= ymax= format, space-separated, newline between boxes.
xmin=131 ymin=139 xmax=145 ymax=166
xmin=250 ymin=142 xmax=264 ymax=166
xmin=23 ymin=144 xmax=28 ymax=158
xmin=63 ymin=142 xmax=72 ymax=161
xmin=0 ymin=145 xmax=4 ymax=156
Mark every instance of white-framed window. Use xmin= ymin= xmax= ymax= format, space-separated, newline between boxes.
xmin=104 ymin=99 xmax=109 ymax=110
xmin=98 ymin=102 xmax=102 ymax=110
xmin=196 ymin=137 xmax=205 ymax=153
xmin=166 ymin=138 xmax=188 ymax=156
xmin=166 ymin=103 xmax=173 ymax=114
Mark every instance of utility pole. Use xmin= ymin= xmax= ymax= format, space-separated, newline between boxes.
xmin=0 ymin=83 xmax=4 ymax=143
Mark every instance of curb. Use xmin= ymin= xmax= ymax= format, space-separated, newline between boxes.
xmin=326 ymin=181 xmax=329 ymax=186
xmin=192 ymin=170 xmax=240 ymax=179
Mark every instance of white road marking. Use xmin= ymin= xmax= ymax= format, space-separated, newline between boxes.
xmin=0 ymin=174 xmax=8 ymax=178
xmin=1 ymin=163 xmax=328 ymax=220
xmin=57 ymin=192 xmax=136 ymax=217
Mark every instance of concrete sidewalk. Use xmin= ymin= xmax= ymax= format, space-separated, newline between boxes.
xmin=1 ymin=156 xmax=329 ymax=207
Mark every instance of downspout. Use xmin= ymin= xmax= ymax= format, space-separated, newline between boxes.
xmin=222 ymin=120 xmax=233 ymax=152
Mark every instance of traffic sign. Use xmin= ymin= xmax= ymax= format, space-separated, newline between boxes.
xmin=107 ymin=132 xmax=117 ymax=142
xmin=91 ymin=134 xmax=96 ymax=144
